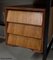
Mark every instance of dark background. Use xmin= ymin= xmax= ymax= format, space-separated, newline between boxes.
xmin=0 ymin=0 xmax=52 ymax=25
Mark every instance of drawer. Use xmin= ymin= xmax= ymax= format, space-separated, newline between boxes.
xmin=24 ymin=25 xmax=42 ymax=39
xmin=7 ymin=23 xmax=25 ymax=35
xmin=7 ymin=23 xmax=42 ymax=39
xmin=7 ymin=34 xmax=43 ymax=51
xmin=7 ymin=10 xmax=43 ymax=26
xmin=7 ymin=34 xmax=16 ymax=45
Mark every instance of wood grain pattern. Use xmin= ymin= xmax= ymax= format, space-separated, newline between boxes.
xmin=7 ymin=23 xmax=24 ymax=35
xmin=7 ymin=10 xmax=43 ymax=25
xmin=7 ymin=34 xmax=16 ymax=45
xmin=8 ymin=34 xmax=42 ymax=51
xmin=24 ymin=25 xmax=42 ymax=39
xmin=7 ymin=23 xmax=42 ymax=39
xmin=5 ymin=7 xmax=45 ymax=53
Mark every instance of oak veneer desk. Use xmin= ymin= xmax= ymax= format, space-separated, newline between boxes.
xmin=5 ymin=7 xmax=45 ymax=52
xmin=4 ymin=6 xmax=53 ymax=60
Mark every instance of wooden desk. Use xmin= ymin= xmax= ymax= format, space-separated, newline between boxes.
xmin=5 ymin=7 xmax=45 ymax=53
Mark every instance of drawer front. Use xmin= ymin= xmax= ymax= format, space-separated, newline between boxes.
xmin=7 ymin=23 xmax=42 ymax=39
xmin=8 ymin=34 xmax=43 ymax=51
xmin=7 ymin=23 xmax=24 ymax=35
xmin=24 ymin=25 xmax=42 ymax=39
xmin=7 ymin=10 xmax=43 ymax=26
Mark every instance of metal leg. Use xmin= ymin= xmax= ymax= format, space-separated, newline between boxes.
xmin=42 ymin=40 xmax=47 ymax=60
xmin=42 ymin=0 xmax=52 ymax=60
xmin=43 ymin=38 xmax=53 ymax=60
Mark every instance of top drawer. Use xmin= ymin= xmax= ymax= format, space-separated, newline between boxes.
xmin=7 ymin=10 xmax=43 ymax=26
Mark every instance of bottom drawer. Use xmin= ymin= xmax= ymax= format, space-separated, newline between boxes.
xmin=7 ymin=34 xmax=43 ymax=52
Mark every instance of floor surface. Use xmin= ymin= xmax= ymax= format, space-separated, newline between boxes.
xmin=0 ymin=42 xmax=53 ymax=60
